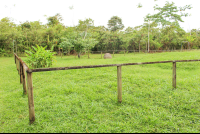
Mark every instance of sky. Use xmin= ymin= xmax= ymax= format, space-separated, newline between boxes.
xmin=0 ymin=0 xmax=199 ymax=32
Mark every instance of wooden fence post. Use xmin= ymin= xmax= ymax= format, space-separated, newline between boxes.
xmin=16 ymin=58 xmax=17 ymax=70
xmin=14 ymin=55 xmax=16 ymax=64
xmin=22 ymin=64 xmax=27 ymax=95
xmin=17 ymin=59 xmax=19 ymax=74
xmin=18 ymin=60 xmax=20 ymax=75
xmin=117 ymin=66 xmax=122 ymax=103
xmin=16 ymin=59 xmax=18 ymax=71
xmin=27 ymin=72 xmax=35 ymax=124
xmin=20 ymin=61 xmax=22 ymax=84
xmin=172 ymin=62 xmax=176 ymax=88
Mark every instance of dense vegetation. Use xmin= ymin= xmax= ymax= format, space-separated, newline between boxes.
xmin=1 ymin=51 xmax=200 ymax=132
xmin=0 ymin=1 xmax=198 ymax=58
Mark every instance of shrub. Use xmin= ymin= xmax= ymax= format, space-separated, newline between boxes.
xmin=0 ymin=49 xmax=13 ymax=57
xmin=25 ymin=45 xmax=56 ymax=69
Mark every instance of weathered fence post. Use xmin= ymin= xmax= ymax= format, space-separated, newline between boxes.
xmin=17 ymin=59 xmax=19 ymax=74
xmin=16 ymin=58 xmax=18 ymax=70
xmin=22 ymin=64 xmax=27 ymax=95
xmin=117 ymin=66 xmax=122 ymax=103
xmin=27 ymin=71 xmax=35 ymax=124
xmin=14 ymin=54 xmax=16 ymax=64
xmin=172 ymin=61 xmax=176 ymax=88
xmin=16 ymin=58 xmax=17 ymax=69
xmin=18 ymin=60 xmax=20 ymax=75
xmin=20 ymin=61 xmax=22 ymax=84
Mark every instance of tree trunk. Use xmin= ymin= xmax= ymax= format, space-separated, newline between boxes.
xmin=83 ymin=26 xmax=88 ymax=39
xmin=88 ymin=48 xmax=90 ymax=59
xmin=74 ymin=47 xmax=76 ymax=58
xmin=139 ymin=42 xmax=140 ymax=53
xmin=68 ymin=48 xmax=70 ymax=56
xmin=59 ymin=48 xmax=60 ymax=56
xmin=78 ymin=52 xmax=81 ymax=58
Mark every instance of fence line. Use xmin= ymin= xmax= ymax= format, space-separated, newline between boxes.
xmin=58 ymin=49 xmax=199 ymax=56
xmin=14 ymin=53 xmax=35 ymax=124
xmin=2 ymin=48 xmax=199 ymax=57
xmin=14 ymin=53 xmax=200 ymax=124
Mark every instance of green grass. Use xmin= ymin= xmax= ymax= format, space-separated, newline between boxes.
xmin=1 ymin=51 xmax=200 ymax=133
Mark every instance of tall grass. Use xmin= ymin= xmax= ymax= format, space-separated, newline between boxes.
xmin=1 ymin=51 xmax=200 ymax=133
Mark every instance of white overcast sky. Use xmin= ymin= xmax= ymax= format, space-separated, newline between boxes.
xmin=0 ymin=0 xmax=199 ymax=32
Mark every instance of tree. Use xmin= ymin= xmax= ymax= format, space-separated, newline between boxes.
xmin=47 ymin=13 xmax=63 ymax=27
xmin=159 ymin=22 xmax=185 ymax=50
xmin=74 ymin=37 xmax=85 ymax=58
xmin=107 ymin=16 xmax=124 ymax=32
xmin=121 ymin=35 xmax=131 ymax=55
xmin=91 ymin=26 xmax=108 ymax=53
xmin=21 ymin=21 xmax=31 ymax=30
xmin=145 ymin=1 xmax=192 ymax=28
xmin=0 ymin=17 xmax=17 ymax=53
xmin=186 ymin=35 xmax=195 ymax=49
xmin=59 ymin=38 xmax=74 ymax=56
xmin=77 ymin=18 xmax=94 ymax=39
xmin=83 ymin=38 xmax=98 ymax=58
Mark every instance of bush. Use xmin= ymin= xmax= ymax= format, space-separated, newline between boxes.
xmin=25 ymin=45 xmax=56 ymax=69
xmin=0 ymin=49 xmax=13 ymax=57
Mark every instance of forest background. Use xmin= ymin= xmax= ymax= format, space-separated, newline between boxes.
xmin=0 ymin=0 xmax=199 ymax=57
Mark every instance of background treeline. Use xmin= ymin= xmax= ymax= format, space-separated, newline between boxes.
xmin=0 ymin=1 xmax=199 ymax=57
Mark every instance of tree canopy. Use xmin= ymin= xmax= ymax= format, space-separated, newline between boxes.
xmin=0 ymin=1 xmax=198 ymax=57
xmin=107 ymin=16 xmax=124 ymax=32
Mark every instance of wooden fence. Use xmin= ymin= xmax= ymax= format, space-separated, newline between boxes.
xmin=14 ymin=53 xmax=200 ymax=124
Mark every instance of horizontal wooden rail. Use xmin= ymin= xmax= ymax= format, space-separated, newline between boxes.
xmin=27 ymin=59 xmax=200 ymax=73
xmin=14 ymin=53 xmax=29 ymax=70
xmin=14 ymin=53 xmax=29 ymax=95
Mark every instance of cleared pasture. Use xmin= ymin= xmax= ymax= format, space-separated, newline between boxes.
xmin=1 ymin=51 xmax=200 ymax=133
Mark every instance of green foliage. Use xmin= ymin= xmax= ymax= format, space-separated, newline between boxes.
xmin=47 ymin=13 xmax=63 ymax=27
xmin=118 ymin=51 xmax=128 ymax=54
xmin=137 ymin=3 xmax=142 ymax=8
xmin=186 ymin=35 xmax=194 ymax=43
xmin=77 ymin=18 xmax=94 ymax=32
xmin=0 ymin=3 xmax=198 ymax=57
xmin=0 ymin=48 xmax=12 ymax=57
xmin=59 ymin=38 xmax=74 ymax=55
xmin=108 ymin=16 xmax=124 ymax=32
xmin=25 ymin=45 xmax=56 ymax=68
xmin=145 ymin=1 xmax=192 ymax=27
xmin=74 ymin=38 xmax=85 ymax=53
xmin=83 ymin=38 xmax=98 ymax=50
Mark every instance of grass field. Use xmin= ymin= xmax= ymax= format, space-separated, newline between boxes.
xmin=1 ymin=51 xmax=200 ymax=133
